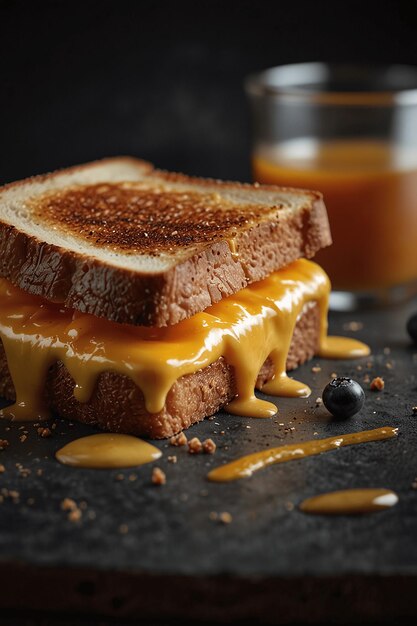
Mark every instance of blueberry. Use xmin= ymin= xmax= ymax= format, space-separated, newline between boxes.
xmin=407 ymin=312 xmax=417 ymax=344
xmin=322 ymin=377 xmax=365 ymax=419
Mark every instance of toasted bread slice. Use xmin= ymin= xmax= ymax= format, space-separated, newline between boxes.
xmin=0 ymin=304 xmax=319 ymax=438
xmin=0 ymin=158 xmax=331 ymax=326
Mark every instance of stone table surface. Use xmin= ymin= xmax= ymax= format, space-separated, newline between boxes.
xmin=0 ymin=301 xmax=417 ymax=624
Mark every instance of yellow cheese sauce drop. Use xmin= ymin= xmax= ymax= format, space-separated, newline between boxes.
xmin=56 ymin=433 xmax=162 ymax=469
xmin=208 ymin=426 xmax=398 ymax=482
xmin=299 ymin=488 xmax=398 ymax=515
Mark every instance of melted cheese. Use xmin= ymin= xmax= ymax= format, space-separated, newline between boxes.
xmin=56 ymin=433 xmax=161 ymax=469
xmin=299 ymin=488 xmax=398 ymax=515
xmin=207 ymin=427 xmax=398 ymax=482
xmin=0 ymin=259 xmax=369 ymax=422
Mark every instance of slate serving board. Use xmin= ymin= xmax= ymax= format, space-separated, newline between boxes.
xmin=0 ymin=300 xmax=416 ymax=625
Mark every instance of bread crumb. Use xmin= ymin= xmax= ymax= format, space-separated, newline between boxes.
xmin=36 ymin=468 xmax=43 ymax=476
xmin=188 ymin=437 xmax=203 ymax=454
xmin=202 ymin=438 xmax=216 ymax=454
xmin=118 ymin=523 xmax=129 ymax=534
xmin=311 ymin=365 xmax=321 ymax=373
xmin=315 ymin=397 xmax=322 ymax=406
xmin=61 ymin=498 xmax=78 ymax=512
xmin=209 ymin=511 xmax=232 ymax=524
xmin=68 ymin=509 xmax=82 ymax=523
xmin=0 ymin=464 xmax=5 ymax=473
xmin=19 ymin=434 xmax=27 ymax=443
xmin=170 ymin=432 xmax=187 ymax=447
xmin=5 ymin=489 xmax=20 ymax=503
xmin=152 ymin=467 xmax=166 ymax=485
xmin=330 ymin=372 xmax=337 ymax=379
xmin=386 ymin=362 xmax=394 ymax=370
xmin=343 ymin=321 xmax=364 ymax=332
xmin=37 ymin=427 xmax=52 ymax=438
xmin=285 ymin=501 xmax=295 ymax=511
xmin=114 ymin=473 xmax=124 ymax=481
xmin=128 ymin=473 xmax=137 ymax=482
xmin=1 ymin=488 xmax=19 ymax=503
xmin=61 ymin=497 xmax=82 ymax=522
xmin=370 ymin=377 xmax=385 ymax=391
xmin=413 ymin=407 xmax=417 ymax=415
xmin=167 ymin=455 xmax=177 ymax=463
xmin=363 ymin=374 xmax=371 ymax=384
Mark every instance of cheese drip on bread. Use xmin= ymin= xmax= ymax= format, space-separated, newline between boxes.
xmin=0 ymin=259 xmax=369 ymax=422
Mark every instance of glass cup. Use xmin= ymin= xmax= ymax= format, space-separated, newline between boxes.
xmin=245 ymin=63 xmax=417 ymax=310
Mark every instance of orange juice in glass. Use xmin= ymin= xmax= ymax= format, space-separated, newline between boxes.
xmin=246 ymin=64 xmax=417 ymax=308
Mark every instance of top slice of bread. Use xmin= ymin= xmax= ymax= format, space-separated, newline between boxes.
xmin=0 ymin=157 xmax=331 ymax=326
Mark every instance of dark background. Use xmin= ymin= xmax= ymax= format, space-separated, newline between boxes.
xmin=1 ymin=4 xmax=417 ymax=624
xmin=1 ymin=0 xmax=417 ymax=185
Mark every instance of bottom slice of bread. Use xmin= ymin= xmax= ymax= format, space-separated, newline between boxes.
xmin=0 ymin=304 xmax=320 ymax=439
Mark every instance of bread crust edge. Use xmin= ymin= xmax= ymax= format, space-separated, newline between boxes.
xmin=0 ymin=195 xmax=330 ymax=326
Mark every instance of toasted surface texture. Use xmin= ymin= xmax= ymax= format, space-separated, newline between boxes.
xmin=0 ymin=304 xmax=320 ymax=438
xmin=0 ymin=158 xmax=331 ymax=326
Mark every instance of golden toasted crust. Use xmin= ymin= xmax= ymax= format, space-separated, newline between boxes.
xmin=30 ymin=183 xmax=276 ymax=253
xmin=0 ymin=304 xmax=320 ymax=438
xmin=0 ymin=158 xmax=331 ymax=326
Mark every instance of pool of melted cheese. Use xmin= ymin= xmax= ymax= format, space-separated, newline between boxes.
xmin=0 ymin=259 xmax=369 ymax=422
